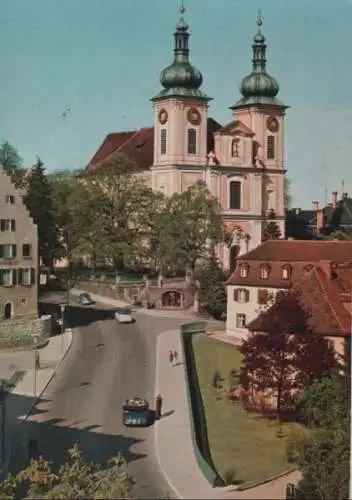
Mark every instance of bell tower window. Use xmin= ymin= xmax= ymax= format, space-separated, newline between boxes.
xmin=187 ymin=128 xmax=197 ymax=154
xmin=267 ymin=135 xmax=275 ymax=160
xmin=229 ymin=181 xmax=241 ymax=209
xmin=160 ymin=129 xmax=167 ymax=155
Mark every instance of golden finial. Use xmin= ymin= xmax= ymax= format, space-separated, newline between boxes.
xmin=180 ymin=0 xmax=185 ymax=14
xmin=257 ymin=9 xmax=263 ymax=27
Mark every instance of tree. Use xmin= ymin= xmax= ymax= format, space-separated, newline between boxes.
xmin=320 ymin=229 xmax=352 ymax=241
xmin=295 ymin=377 xmax=349 ymax=500
xmin=162 ymin=181 xmax=224 ymax=278
xmin=23 ymin=157 xmax=60 ymax=268
xmin=0 ymin=141 xmax=26 ymax=187
xmin=263 ymin=209 xmax=282 ymax=241
xmin=198 ymin=251 xmax=227 ymax=320
xmin=0 ymin=444 xmax=134 ymax=499
xmin=241 ymin=291 xmax=338 ymax=417
xmin=83 ymin=154 xmax=156 ymax=273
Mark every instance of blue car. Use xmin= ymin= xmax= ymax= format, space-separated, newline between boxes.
xmin=123 ymin=398 xmax=150 ymax=427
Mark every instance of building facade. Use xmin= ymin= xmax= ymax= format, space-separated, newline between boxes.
xmin=87 ymin=10 xmax=288 ymax=271
xmin=226 ymin=239 xmax=352 ymax=338
xmin=0 ymin=168 xmax=38 ymax=321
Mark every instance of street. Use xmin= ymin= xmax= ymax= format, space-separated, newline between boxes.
xmin=9 ymin=294 xmax=187 ymax=499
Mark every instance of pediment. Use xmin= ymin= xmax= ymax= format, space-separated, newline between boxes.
xmin=217 ymin=120 xmax=255 ymax=137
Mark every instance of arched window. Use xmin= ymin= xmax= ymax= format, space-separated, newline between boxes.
xmin=160 ymin=129 xmax=167 ymax=155
xmin=239 ymin=263 xmax=249 ymax=278
xmin=281 ymin=265 xmax=292 ymax=280
xmin=229 ymin=181 xmax=241 ymax=209
xmin=188 ymin=128 xmax=197 ymax=154
xmin=259 ymin=264 xmax=270 ymax=279
xmin=267 ymin=135 xmax=275 ymax=160
xmin=231 ymin=138 xmax=240 ymax=158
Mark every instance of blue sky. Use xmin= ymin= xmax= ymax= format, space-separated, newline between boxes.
xmin=0 ymin=0 xmax=351 ymax=208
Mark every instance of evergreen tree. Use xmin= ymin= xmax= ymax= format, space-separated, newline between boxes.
xmin=199 ymin=251 xmax=227 ymax=320
xmin=263 ymin=209 xmax=282 ymax=240
xmin=23 ymin=157 xmax=59 ymax=267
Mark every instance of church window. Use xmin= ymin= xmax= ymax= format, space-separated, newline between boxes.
xmin=160 ymin=129 xmax=167 ymax=155
xmin=231 ymin=138 xmax=240 ymax=158
xmin=229 ymin=181 xmax=241 ymax=209
xmin=267 ymin=135 xmax=275 ymax=160
xmin=187 ymin=128 xmax=197 ymax=154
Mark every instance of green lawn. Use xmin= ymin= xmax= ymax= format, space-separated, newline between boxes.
xmin=193 ymin=336 xmax=304 ymax=486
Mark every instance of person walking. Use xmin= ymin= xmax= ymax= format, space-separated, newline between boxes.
xmin=173 ymin=350 xmax=178 ymax=365
xmin=168 ymin=350 xmax=174 ymax=365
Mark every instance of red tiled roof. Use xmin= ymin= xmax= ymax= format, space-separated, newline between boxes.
xmin=216 ymin=120 xmax=255 ymax=136
xmin=226 ymin=240 xmax=352 ymax=287
xmin=247 ymin=264 xmax=352 ymax=336
xmin=87 ymin=117 xmax=223 ymax=174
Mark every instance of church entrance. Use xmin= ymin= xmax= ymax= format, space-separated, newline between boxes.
xmin=162 ymin=291 xmax=182 ymax=308
xmin=229 ymin=245 xmax=240 ymax=274
xmin=4 ymin=302 xmax=12 ymax=320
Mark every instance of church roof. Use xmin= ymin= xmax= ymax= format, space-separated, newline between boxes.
xmin=87 ymin=117 xmax=222 ymax=173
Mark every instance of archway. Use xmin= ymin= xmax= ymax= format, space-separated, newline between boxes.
xmin=4 ymin=302 xmax=13 ymax=320
xmin=162 ymin=291 xmax=182 ymax=308
xmin=229 ymin=245 xmax=240 ymax=274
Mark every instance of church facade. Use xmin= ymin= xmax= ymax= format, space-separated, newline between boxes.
xmin=87 ymin=12 xmax=288 ymax=271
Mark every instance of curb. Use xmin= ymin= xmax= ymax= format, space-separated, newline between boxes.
xmin=154 ymin=330 xmax=183 ymax=500
xmin=235 ymin=467 xmax=298 ymax=492
xmin=5 ymin=329 xmax=74 ymax=476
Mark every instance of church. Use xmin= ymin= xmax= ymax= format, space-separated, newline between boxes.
xmin=87 ymin=9 xmax=288 ymax=272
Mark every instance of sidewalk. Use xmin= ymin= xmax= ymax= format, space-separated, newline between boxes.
xmin=0 ymin=330 xmax=73 ymax=476
xmin=154 ymin=328 xmax=300 ymax=500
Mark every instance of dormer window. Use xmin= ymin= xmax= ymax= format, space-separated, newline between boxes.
xmin=239 ymin=264 xmax=249 ymax=278
xmin=282 ymin=265 xmax=291 ymax=280
xmin=231 ymin=138 xmax=240 ymax=158
xmin=259 ymin=264 xmax=270 ymax=280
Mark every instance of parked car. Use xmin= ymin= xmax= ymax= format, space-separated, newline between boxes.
xmin=115 ymin=307 xmax=133 ymax=323
xmin=77 ymin=292 xmax=95 ymax=306
xmin=123 ymin=397 xmax=150 ymax=426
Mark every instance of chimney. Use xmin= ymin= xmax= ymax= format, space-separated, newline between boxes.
xmin=295 ymin=208 xmax=300 ymax=215
xmin=316 ymin=208 xmax=324 ymax=230
xmin=342 ymin=192 xmax=348 ymax=200
xmin=332 ymin=191 xmax=338 ymax=208
xmin=312 ymin=201 xmax=319 ymax=211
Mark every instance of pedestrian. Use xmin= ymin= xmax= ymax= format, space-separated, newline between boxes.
xmin=168 ymin=350 xmax=174 ymax=364
xmin=173 ymin=350 xmax=178 ymax=365
xmin=155 ymin=394 xmax=163 ymax=420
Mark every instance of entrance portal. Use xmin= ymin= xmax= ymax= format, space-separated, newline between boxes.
xmin=4 ymin=302 xmax=12 ymax=320
xmin=162 ymin=291 xmax=182 ymax=308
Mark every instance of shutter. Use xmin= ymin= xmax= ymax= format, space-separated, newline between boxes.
xmin=233 ymin=289 xmax=238 ymax=301
xmin=245 ymin=289 xmax=249 ymax=302
xmin=31 ymin=268 xmax=36 ymax=285
xmin=0 ymin=245 xmax=3 ymax=258
xmin=11 ymin=219 xmax=16 ymax=231
xmin=12 ymin=244 xmax=17 ymax=258
xmin=0 ymin=270 xmax=4 ymax=285
xmin=12 ymin=269 xmax=17 ymax=286
xmin=18 ymin=268 xmax=23 ymax=286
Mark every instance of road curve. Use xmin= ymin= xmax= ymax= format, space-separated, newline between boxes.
xmin=9 ymin=300 xmax=186 ymax=499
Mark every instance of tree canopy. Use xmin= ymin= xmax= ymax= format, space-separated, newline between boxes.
xmin=263 ymin=210 xmax=282 ymax=241
xmin=198 ymin=251 xmax=227 ymax=320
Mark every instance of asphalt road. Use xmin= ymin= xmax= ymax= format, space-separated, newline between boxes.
xmin=9 ymin=294 xmax=186 ymax=499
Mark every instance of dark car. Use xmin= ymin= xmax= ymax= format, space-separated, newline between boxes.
xmin=123 ymin=397 xmax=150 ymax=426
xmin=77 ymin=292 xmax=95 ymax=306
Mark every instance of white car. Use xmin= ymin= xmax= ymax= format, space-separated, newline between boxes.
xmin=115 ymin=307 xmax=134 ymax=324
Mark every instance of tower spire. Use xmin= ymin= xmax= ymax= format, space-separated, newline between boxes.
xmin=252 ymin=11 xmax=267 ymax=72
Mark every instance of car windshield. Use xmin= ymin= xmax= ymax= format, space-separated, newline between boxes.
xmin=80 ymin=293 xmax=91 ymax=300
xmin=117 ymin=308 xmax=131 ymax=315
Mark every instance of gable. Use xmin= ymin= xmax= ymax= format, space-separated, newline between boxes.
xmin=216 ymin=120 xmax=254 ymax=137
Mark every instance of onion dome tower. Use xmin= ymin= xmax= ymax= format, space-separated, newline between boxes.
xmin=231 ymin=13 xmax=286 ymax=108
xmin=152 ymin=3 xmax=210 ymax=101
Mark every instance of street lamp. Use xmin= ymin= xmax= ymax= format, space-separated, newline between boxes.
xmin=339 ymin=292 xmax=351 ymax=500
xmin=32 ymin=334 xmax=40 ymax=398
xmin=0 ymin=379 xmax=9 ymax=464
xmin=60 ymin=303 xmax=66 ymax=354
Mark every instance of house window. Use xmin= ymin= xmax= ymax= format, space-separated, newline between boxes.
xmin=282 ymin=266 xmax=291 ymax=280
xmin=229 ymin=181 xmax=241 ymax=209
xmin=239 ymin=264 xmax=248 ymax=278
xmin=260 ymin=265 xmax=269 ymax=279
xmin=22 ymin=268 xmax=32 ymax=286
xmin=267 ymin=135 xmax=275 ymax=160
xmin=231 ymin=138 xmax=240 ymax=158
xmin=0 ymin=244 xmax=16 ymax=259
xmin=236 ymin=313 xmax=247 ymax=329
xmin=6 ymin=195 xmax=15 ymax=204
xmin=22 ymin=244 xmax=31 ymax=258
xmin=0 ymin=219 xmax=16 ymax=232
xmin=187 ymin=128 xmax=197 ymax=154
xmin=160 ymin=129 xmax=167 ymax=155
xmin=234 ymin=288 xmax=249 ymax=303
xmin=258 ymin=289 xmax=269 ymax=305
xmin=0 ymin=269 xmax=14 ymax=286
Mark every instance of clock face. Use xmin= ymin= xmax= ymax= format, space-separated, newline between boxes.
xmin=187 ymin=107 xmax=201 ymax=125
xmin=267 ymin=116 xmax=279 ymax=133
xmin=158 ymin=109 xmax=168 ymax=125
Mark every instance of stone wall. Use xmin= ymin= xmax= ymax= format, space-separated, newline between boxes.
xmin=0 ymin=315 xmax=52 ymax=342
